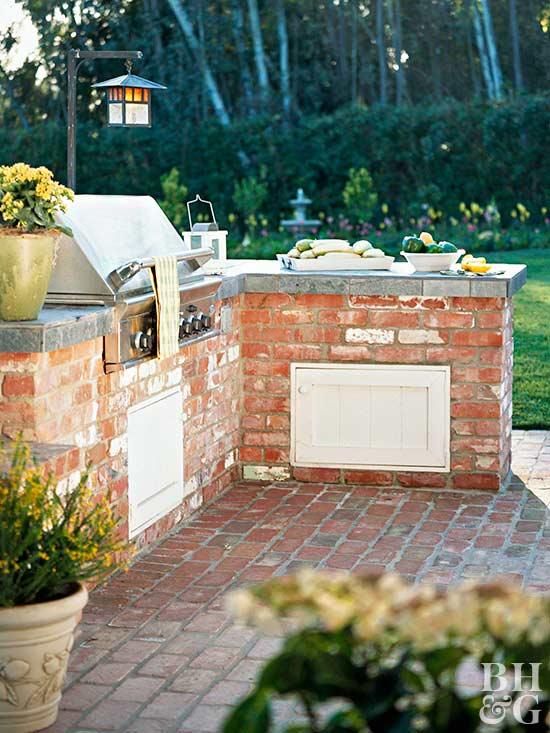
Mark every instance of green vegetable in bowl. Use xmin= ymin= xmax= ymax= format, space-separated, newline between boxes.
xmin=402 ymin=236 xmax=425 ymax=253
xmin=426 ymin=243 xmax=444 ymax=253
xmin=439 ymin=241 xmax=458 ymax=253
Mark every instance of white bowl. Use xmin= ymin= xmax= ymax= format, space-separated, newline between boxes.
xmin=401 ymin=249 xmax=465 ymax=272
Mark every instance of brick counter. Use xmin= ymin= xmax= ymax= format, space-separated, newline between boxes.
xmin=0 ymin=260 xmax=526 ymax=548
xmin=0 ymin=296 xmax=241 ymax=547
xmin=240 ymin=291 xmax=513 ymax=491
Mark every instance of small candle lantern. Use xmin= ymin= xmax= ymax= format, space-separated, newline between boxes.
xmin=183 ymin=195 xmax=227 ymax=262
xmin=92 ymin=61 xmax=166 ymax=127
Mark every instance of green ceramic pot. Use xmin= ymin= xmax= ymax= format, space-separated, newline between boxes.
xmin=0 ymin=232 xmax=58 ymax=321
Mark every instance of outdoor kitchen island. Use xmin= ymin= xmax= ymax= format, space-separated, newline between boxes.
xmin=0 ymin=259 xmax=526 ymax=550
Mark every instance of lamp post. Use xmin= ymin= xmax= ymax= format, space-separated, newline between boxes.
xmin=67 ymin=49 xmax=165 ymax=192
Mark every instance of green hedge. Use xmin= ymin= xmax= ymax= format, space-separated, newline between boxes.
xmin=1 ymin=95 xmax=548 ymax=226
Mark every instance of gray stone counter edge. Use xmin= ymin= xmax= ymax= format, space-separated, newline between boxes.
xmin=0 ymin=306 xmax=115 ymax=353
xmin=217 ymin=261 xmax=527 ymax=299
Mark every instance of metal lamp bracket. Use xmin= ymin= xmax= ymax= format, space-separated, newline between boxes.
xmin=186 ymin=195 xmax=218 ymax=232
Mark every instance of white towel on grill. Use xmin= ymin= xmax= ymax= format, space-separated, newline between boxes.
xmin=149 ymin=255 xmax=179 ymax=359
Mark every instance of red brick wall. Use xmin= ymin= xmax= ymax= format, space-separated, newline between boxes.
xmin=240 ymin=292 xmax=514 ymax=491
xmin=0 ymin=297 xmax=241 ymax=547
xmin=0 ymin=289 xmax=516 ymax=551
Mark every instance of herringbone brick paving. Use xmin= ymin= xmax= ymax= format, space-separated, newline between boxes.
xmin=47 ymin=431 xmax=550 ymax=733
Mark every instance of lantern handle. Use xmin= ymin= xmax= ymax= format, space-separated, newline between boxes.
xmin=186 ymin=194 xmax=217 ymax=229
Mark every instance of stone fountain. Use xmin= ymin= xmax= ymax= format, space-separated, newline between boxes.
xmin=281 ymin=188 xmax=321 ymax=233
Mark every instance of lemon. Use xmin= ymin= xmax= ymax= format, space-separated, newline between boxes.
xmin=419 ymin=231 xmax=434 ymax=245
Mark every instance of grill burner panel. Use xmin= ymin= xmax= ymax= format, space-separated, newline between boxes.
xmin=49 ymin=195 xmax=222 ymax=372
xmin=105 ymin=279 xmax=221 ymax=372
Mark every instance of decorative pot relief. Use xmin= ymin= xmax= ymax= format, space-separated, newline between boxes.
xmin=0 ymin=636 xmax=73 ymax=710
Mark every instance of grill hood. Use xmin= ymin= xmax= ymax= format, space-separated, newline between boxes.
xmin=49 ymin=195 xmax=211 ymax=302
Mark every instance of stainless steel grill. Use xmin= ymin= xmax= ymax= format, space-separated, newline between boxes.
xmin=50 ymin=195 xmax=221 ymax=372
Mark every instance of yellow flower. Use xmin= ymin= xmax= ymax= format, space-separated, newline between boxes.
xmin=381 ymin=203 xmax=389 ymax=214
xmin=36 ymin=180 xmax=54 ymax=200
xmin=1 ymin=192 xmax=25 ymax=221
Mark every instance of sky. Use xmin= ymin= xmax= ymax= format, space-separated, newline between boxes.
xmin=1 ymin=0 xmax=39 ymax=70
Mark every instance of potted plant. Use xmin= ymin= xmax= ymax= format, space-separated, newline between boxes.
xmin=0 ymin=163 xmax=73 ymax=321
xmin=0 ymin=442 xmax=125 ymax=733
xmin=225 ymin=570 xmax=550 ymax=732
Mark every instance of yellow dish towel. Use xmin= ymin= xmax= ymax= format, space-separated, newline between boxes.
xmin=149 ymin=255 xmax=180 ymax=359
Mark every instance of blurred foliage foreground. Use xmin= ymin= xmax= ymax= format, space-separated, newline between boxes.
xmin=223 ymin=570 xmax=550 ymax=733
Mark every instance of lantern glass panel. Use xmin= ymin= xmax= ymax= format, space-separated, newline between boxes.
xmin=125 ymin=88 xmax=133 ymax=101
xmin=133 ymin=88 xmax=142 ymax=102
xmin=190 ymin=235 xmax=202 ymax=250
xmin=210 ymin=238 xmax=220 ymax=258
xmin=125 ymin=102 xmax=149 ymax=125
xmin=108 ymin=103 xmax=123 ymax=124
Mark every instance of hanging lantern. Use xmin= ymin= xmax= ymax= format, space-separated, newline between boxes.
xmin=183 ymin=195 xmax=227 ymax=262
xmin=92 ymin=61 xmax=166 ymax=128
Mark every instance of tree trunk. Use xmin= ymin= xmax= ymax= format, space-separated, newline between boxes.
xmin=465 ymin=2 xmax=482 ymax=98
xmin=165 ymin=0 xmax=231 ymax=125
xmin=246 ymin=0 xmax=270 ymax=104
xmin=276 ymin=0 xmax=291 ymax=120
xmin=472 ymin=0 xmax=495 ymax=99
xmin=197 ymin=0 xmax=208 ymax=121
xmin=390 ymin=0 xmax=406 ymax=105
xmin=508 ymin=0 xmax=524 ymax=92
xmin=230 ymin=0 xmax=255 ymax=112
xmin=480 ymin=0 xmax=504 ymax=100
xmin=351 ymin=0 xmax=358 ymax=104
xmin=337 ymin=1 xmax=348 ymax=88
xmin=145 ymin=0 xmax=164 ymax=75
xmin=376 ymin=0 xmax=388 ymax=104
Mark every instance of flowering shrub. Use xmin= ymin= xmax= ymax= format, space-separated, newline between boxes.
xmin=0 ymin=163 xmax=73 ymax=233
xmin=0 ymin=442 xmax=126 ymax=607
xmin=224 ymin=570 xmax=550 ymax=732
xmin=342 ymin=168 xmax=378 ymax=224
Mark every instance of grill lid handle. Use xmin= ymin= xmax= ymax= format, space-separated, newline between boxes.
xmin=108 ymin=247 xmax=214 ymax=289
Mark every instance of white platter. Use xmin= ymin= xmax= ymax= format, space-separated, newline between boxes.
xmin=277 ymin=253 xmax=395 ymax=271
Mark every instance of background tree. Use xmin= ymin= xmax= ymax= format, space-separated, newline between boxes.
xmin=0 ymin=0 xmax=548 ymax=225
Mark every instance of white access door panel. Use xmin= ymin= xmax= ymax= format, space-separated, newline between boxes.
xmin=128 ymin=388 xmax=184 ymax=538
xmin=292 ymin=364 xmax=450 ymax=471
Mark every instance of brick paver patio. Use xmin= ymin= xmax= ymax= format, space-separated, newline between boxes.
xmin=47 ymin=431 xmax=550 ymax=733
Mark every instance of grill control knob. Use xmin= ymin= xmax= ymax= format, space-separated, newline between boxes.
xmin=179 ymin=318 xmax=193 ymax=338
xmin=134 ymin=329 xmax=153 ymax=351
xmin=200 ymin=314 xmax=212 ymax=330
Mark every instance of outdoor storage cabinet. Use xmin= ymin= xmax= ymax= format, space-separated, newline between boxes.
xmin=291 ymin=364 xmax=450 ymax=472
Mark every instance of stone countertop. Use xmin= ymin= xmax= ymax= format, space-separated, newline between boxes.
xmin=0 ymin=260 xmax=527 ymax=353
xmin=0 ymin=305 xmax=115 ymax=353
xmin=215 ymin=259 xmax=527 ymax=299
xmin=0 ymin=440 xmax=75 ymax=472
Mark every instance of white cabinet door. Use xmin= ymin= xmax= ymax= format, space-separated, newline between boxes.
xmin=292 ymin=364 xmax=449 ymax=471
xmin=128 ymin=388 xmax=184 ymax=538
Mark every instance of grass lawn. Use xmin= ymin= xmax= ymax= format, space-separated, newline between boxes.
xmin=500 ymin=250 xmax=550 ymax=429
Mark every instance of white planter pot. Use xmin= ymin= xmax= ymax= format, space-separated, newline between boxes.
xmin=0 ymin=584 xmax=88 ymax=733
